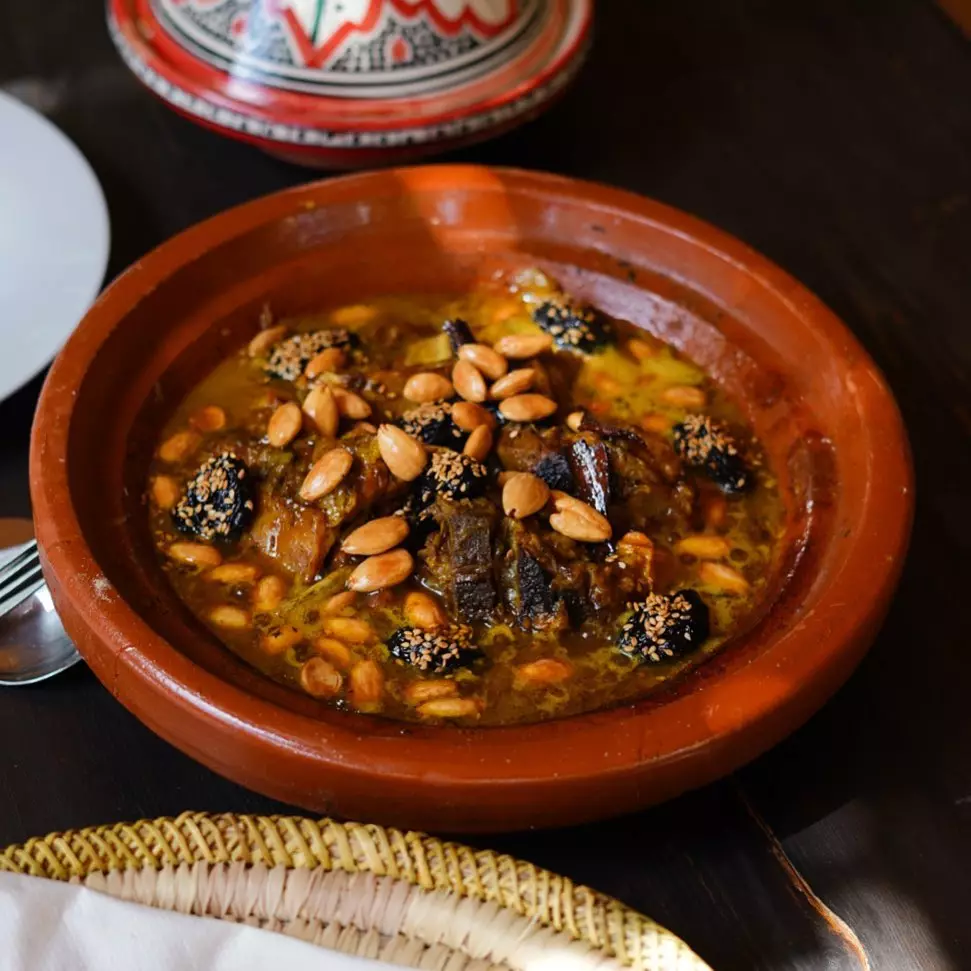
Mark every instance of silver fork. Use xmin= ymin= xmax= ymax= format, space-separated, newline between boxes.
xmin=0 ymin=540 xmax=44 ymax=617
xmin=0 ymin=540 xmax=81 ymax=685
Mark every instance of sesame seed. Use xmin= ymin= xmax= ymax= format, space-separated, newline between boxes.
xmin=264 ymin=329 xmax=352 ymax=381
xmin=173 ymin=452 xmax=254 ymax=542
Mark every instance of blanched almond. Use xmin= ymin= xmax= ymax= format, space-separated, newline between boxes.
xmin=550 ymin=492 xmax=611 ymax=525
xmin=189 ymin=405 xmax=226 ymax=432
xmin=618 ymin=530 xmax=653 ymax=550
xmin=592 ymin=373 xmax=622 ymax=396
xmin=312 ymin=637 xmax=352 ymax=670
xmin=247 ymin=323 xmax=287 ymax=358
xmin=640 ymin=413 xmax=673 ymax=434
xmin=548 ymin=495 xmax=612 ymax=542
xmin=151 ymin=475 xmax=181 ymax=510
xmin=330 ymin=304 xmax=377 ymax=327
xmin=565 ymin=410 xmax=585 ymax=431
xmin=662 ymin=385 xmax=707 ymax=408
xmin=703 ymin=494 xmax=729 ymax=531
xmin=515 ymin=658 xmax=574 ymax=685
xmin=674 ymin=534 xmax=732 ymax=560
xmin=404 ymin=680 xmax=458 ymax=704
xmin=302 ymin=385 xmax=340 ymax=438
xmin=348 ymin=659 xmax=384 ymax=708
xmin=458 ymin=343 xmax=508 ymax=380
xmin=333 ymin=387 xmax=372 ymax=419
xmin=494 ymin=333 xmax=553 ymax=359
xmin=549 ymin=490 xmax=587 ymax=513
xmin=451 ymin=401 xmax=496 ymax=432
xmin=206 ymin=563 xmax=260 ymax=585
xmin=253 ymin=575 xmax=287 ymax=612
xmin=490 ymin=368 xmax=535 ymax=400
xmin=158 ymin=429 xmax=201 ymax=463
xmin=550 ymin=509 xmax=612 ymax=543
xmin=452 ymin=359 xmax=487 ymax=402
xmin=502 ymin=472 xmax=550 ymax=519
xmin=346 ymin=548 xmax=414 ymax=593
xmin=341 ymin=515 xmax=410 ymax=555
xmin=267 ymin=401 xmax=302 ymax=447
xmin=322 ymin=616 xmax=375 ymax=644
xmin=260 ymin=625 xmax=302 ymax=655
xmin=490 ymin=299 xmax=523 ymax=325
xmin=404 ymin=591 xmax=447 ymax=629
xmin=463 ymin=424 xmax=493 ymax=461
xmin=304 ymin=346 xmax=346 ymax=379
xmin=403 ymin=372 xmax=453 ymax=403
xmin=298 ymin=446 xmax=353 ymax=501
xmin=499 ymin=393 xmax=557 ymax=422
xmin=377 ymin=425 xmax=427 ymax=481
xmin=322 ymin=590 xmax=357 ymax=615
xmin=168 ymin=542 xmax=222 ymax=568
xmin=417 ymin=698 xmax=481 ymax=719
xmin=627 ymin=337 xmax=655 ymax=362
xmin=699 ymin=561 xmax=750 ymax=594
xmin=208 ymin=605 xmax=250 ymax=629
xmin=300 ymin=657 xmax=343 ymax=698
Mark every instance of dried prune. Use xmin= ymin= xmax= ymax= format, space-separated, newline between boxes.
xmin=616 ymin=589 xmax=709 ymax=663
xmin=387 ymin=626 xmax=480 ymax=673
xmin=399 ymin=402 xmax=465 ymax=447
xmin=173 ymin=452 xmax=256 ymax=542
xmin=415 ymin=451 xmax=488 ymax=509
xmin=673 ymin=414 xmax=751 ymax=494
xmin=264 ymin=329 xmax=353 ymax=381
xmin=532 ymin=301 xmax=609 ymax=352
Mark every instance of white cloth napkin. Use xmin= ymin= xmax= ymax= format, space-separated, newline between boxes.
xmin=0 ymin=872 xmax=404 ymax=970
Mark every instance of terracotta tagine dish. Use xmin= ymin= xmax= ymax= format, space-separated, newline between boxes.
xmin=30 ymin=167 xmax=912 ymax=832
xmin=107 ymin=0 xmax=592 ymax=167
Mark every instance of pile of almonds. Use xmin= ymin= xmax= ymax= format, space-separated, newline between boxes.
xmin=257 ymin=327 xmax=619 ymax=595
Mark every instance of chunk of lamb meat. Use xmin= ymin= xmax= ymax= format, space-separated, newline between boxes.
xmin=250 ymin=492 xmax=335 ymax=583
xmin=578 ymin=415 xmax=683 ymax=484
xmin=496 ymin=425 xmax=574 ymax=492
xmin=421 ymin=498 xmax=498 ymax=621
xmin=498 ymin=519 xmax=558 ymax=627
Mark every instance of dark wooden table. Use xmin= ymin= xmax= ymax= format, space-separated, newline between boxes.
xmin=2 ymin=2 xmax=969 ymax=968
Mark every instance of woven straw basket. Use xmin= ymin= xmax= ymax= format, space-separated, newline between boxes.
xmin=0 ymin=812 xmax=709 ymax=971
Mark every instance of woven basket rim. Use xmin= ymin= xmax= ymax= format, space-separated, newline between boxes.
xmin=0 ymin=811 xmax=711 ymax=971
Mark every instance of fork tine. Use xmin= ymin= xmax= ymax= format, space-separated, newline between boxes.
xmin=0 ymin=565 xmax=45 ymax=617
xmin=0 ymin=541 xmax=38 ymax=580
xmin=0 ymin=550 xmax=42 ymax=600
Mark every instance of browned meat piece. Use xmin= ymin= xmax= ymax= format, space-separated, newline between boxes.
xmin=496 ymin=426 xmax=574 ymax=492
xmin=250 ymin=492 xmax=335 ymax=582
xmin=498 ymin=520 xmax=556 ymax=625
xmin=345 ymin=429 xmax=399 ymax=508
xmin=497 ymin=516 xmax=650 ymax=629
xmin=579 ymin=414 xmax=682 ymax=484
xmin=585 ymin=559 xmax=649 ymax=615
xmin=568 ymin=435 xmax=611 ymax=515
xmin=313 ymin=430 xmax=405 ymax=531
xmin=421 ymin=499 xmax=498 ymax=621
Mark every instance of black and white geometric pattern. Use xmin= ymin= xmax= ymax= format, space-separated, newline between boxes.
xmin=150 ymin=0 xmax=544 ymax=96
xmin=328 ymin=18 xmax=480 ymax=74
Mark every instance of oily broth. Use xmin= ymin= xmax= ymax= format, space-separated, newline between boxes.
xmin=147 ymin=281 xmax=785 ymax=726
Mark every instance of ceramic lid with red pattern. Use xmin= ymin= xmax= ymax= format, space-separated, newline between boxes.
xmin=108 ymin=0 xmax=593 ymax=166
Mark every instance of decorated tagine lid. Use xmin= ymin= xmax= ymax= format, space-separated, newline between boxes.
xmin=108 ymin=0 xmax=593 ymax=168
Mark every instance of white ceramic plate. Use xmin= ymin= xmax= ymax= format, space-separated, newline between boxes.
xmin=0 ymin=91 xmax=109 ymax=403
